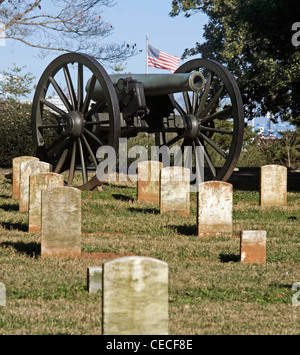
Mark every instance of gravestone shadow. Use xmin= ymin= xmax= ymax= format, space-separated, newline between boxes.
xmin=1 ymin=221 xmax=28 ymax=232
xmin=1 ymin=241 xmax=41 ymax=258
xmin=0 ymin=203 xmax=19 ymax=212
xmin=169 ymin=225 xmax=197 ymax=237
xmin=112 ymin=194 xmax=135 ymax=203
xmin=128 ymin=207 xmax=159 ymax=215
xmin=0 ymin=194 xmax=11 ymax=199
xmin=219 ymin=253 xmax=240 ymax=263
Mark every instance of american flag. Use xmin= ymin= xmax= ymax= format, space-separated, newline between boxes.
xmin=147 ymin=44 xmax=180 ymax=73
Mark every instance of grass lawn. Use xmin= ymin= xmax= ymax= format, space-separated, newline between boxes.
xmin=0 ymin=171 xmax=299 ymax=335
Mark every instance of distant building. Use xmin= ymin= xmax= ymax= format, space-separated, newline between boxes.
xmin=250 ymin=113 xmax=296 ymax=138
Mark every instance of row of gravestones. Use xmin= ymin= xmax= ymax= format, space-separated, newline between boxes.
xmin=10 ymin=156 xmax=288 ymax=334
xmin=137 ymin=161 xmax=287 ymax=264
xmin=137 ymin=161 xmax=288 ymax=210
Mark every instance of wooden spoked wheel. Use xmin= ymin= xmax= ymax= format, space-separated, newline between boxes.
xmin=31 ymin=53 xmax=120 ymax=190
xmin=155 ymin=58 xmax=244 ymax=183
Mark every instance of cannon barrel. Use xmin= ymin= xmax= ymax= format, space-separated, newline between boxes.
xmin=87 ymin=71 xmax=205 ymax=101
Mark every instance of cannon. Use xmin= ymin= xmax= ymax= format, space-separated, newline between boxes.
xmin=31 ymin=53 xmax=244 ymax=190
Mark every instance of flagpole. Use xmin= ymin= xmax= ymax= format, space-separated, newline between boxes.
xmin=146 ymin=35 xmax=149 ymax=74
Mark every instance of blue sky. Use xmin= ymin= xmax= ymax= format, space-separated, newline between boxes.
xmin=0 ymin=0 xmax=208 ymax=98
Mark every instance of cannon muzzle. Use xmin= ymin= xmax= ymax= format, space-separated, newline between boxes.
xmin=87 ymin=71 xmax=205 ymax=101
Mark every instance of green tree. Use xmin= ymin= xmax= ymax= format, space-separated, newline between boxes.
xmin=170 ymin=0 xmax=300 ymax=126
xmin=237 ymin=129 xmax=300 ymax=168
xmin=0 ymin=64 xmax=35 ymax=100
xmin=277 ymin=129 xmax=300 ymax=168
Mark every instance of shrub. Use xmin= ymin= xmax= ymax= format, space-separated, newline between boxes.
xmin=0 ymin=100 xmax=35 ymax=168
xmin=238 ymin=132 xmax=300 ymax=168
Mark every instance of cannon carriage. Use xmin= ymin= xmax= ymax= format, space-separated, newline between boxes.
xmin=31 ymin=53 xmax=244 ymax=190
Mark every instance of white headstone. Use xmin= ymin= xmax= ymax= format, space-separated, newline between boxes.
xmin=41 ymin=187 xmax=81 ymax=259
xmin=19 ymin=160 xmax=50 ymax=211
xmin=29 ymin=172 xmax=64 ymax=233
xmin=260 ymin=165 xmax=287 ymax=206
xmin=138 ymin=161 xmax=162 ymax=203
xmin=198 ymin=181 xmax=233 ymax=237
xmin=102 ymin=256 xmax=168 ymax=335
xmin=160 ymin=167 xmax=190 ymax=215
xmin=12 ymin=156 xmax=39 ymax=199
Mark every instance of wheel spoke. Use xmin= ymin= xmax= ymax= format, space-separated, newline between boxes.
xmin=183 ymin=141 xmax=192 ymax=167
xmin=63 ymin=65 xmax=77 ymax=110
xmin=40 ymin=99 xmax=66 ymax=116
xmin=196 ymin=71 xmax=212 ymax=116
xmin=38 ymin=123 xmax=60 ymax=129
xmin=192 ymin=92 xmax=198 ymax=113
xmin=192 ymin=141 xmax=204 ymax=183
xmin=77 ymin=137 xmax=88 ymax=184
xmin=163 ymin=133 xmax=184 ymax=148
xmin=198 ymin=132 xmax=227 ymax=159
xmin=84 ymin=97 xmax=106 ymax=120
xmin=54 ymin=147 xmax=69 ymax=173
xmin=85 ymin=120 xmax=110 ymax=127
xmin=68 ymin=141 xmax=76 ymax=185
xmin=77 ymin=63 xmax=83 ymax=111
xmin=83 ymin=128 xmax=105 ymax=146
xmin=47 ymin=136 xmax=70 ymax=158
xmin=200 ymin=126 xmax=233 ymax=135
xmin=183 ymin=92 xmax=192 ymax=114
xmin=174 ymin=99 xmax=186 ymax=117
xmin=196 ymin=137 xmax=216 ymax=178
xmin=155 ymin=132 xmax=166 ymax=153
xmin=49 ymin=76 xmax=72 ymax=112
xmin=201 ymin=106 xmax=233 ymax=125
xmin=82 ymin=74 xmax=96 ymax=114
xmin=81 ymin=133 xmax=98 ymax=168
xmin=173 ymin=141 xmax=184 ymax=166
xmin=199 ymin=85 xmax=224 ymax=119
xmin=203 ymin=147 xmax=217 ymax=178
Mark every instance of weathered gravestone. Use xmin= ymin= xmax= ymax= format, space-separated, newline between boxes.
xmin=260 ymin=165 xmax=287 ymax=207
xmin=197 ymin=181 xmax=233 ymax=237
xmin=102 ymin=256 xmax=168 ymax=335
xmin=240 ymin=230 xmax=267 ymax=264
xmin=87 ymin=267 xmax=103 ymax=294
xmin=41 ymin=187 xmax=81 ymax=259
xmin=137 ymin=161 xmax=163 ymax=204
xmin=29 ymin=172 xmax=64 ymax=233
xmin=0 ymin=282 xmax=5 ymax=307
xmin=160 ymin=167 xmax=190 ymax=215
xmin=12 ymin=156 xmax=39 ymax=199
xmin=19 ymin=161 xmax=50 ymax=212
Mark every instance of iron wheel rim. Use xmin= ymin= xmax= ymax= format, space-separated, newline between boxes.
xmin=31 ymin=52 xmax=120 ymax=190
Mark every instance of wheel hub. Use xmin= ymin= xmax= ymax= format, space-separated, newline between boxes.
xmin=59 ymin=111 xmax=84 ymax=137
xmin=184 ymin=114 xmax=200 ymax=140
